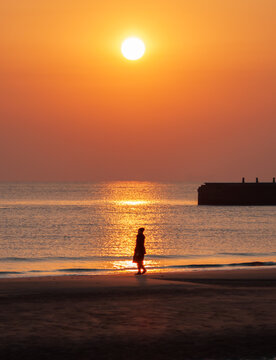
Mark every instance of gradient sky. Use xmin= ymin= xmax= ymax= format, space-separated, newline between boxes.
xmin=0 ymin=0 xmax=275 ymax=181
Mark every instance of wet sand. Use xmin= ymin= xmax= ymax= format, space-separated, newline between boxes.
xmin=0 ymin=268 xmax=276 ymax=359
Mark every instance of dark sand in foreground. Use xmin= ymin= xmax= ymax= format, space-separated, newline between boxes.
xmin=0 ymin=269 xmax=276 ymax=359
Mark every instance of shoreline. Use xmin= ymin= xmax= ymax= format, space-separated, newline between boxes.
xmin=1 ymin=261 xmax=276 ymax=280
xmin=1 ymin=268 xmax=276 ymax=359
xmin=1 ymin=266 xmax=276 ymax=280
xmin=0 ymin=265 xmax=276 ymax=282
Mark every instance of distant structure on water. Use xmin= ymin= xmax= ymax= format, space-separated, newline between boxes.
xmin=198 ymin=178 xmax=276 ymax=205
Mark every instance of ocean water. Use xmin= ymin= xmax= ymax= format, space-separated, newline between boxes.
xmin=0 ymin=182 xmax=275 ymax=278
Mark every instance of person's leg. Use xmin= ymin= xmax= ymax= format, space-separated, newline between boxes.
xmin=136 ymin=261 xmax=142 ymax=274
xmin=141 ymin=261 xmax=147 ymax=274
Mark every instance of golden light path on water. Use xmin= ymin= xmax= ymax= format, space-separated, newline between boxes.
xmin=97 ymin=182 xmax=169 ymax=273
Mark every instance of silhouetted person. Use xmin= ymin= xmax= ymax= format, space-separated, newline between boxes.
xmin=133 ymin=227 xmax=147 ymax=275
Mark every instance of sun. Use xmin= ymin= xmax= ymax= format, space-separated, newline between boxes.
xmin=121 ymin=37 xmax=145 ymax=61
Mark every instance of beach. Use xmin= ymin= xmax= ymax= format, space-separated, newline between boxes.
xmin=0 ymin=268 xmax=276 ymax=359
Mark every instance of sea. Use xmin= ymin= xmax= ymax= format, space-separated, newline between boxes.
xmin=0 ymin=182 xmax=275 ymax=278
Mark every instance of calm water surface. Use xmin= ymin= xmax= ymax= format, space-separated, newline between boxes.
xmin=0 ymin=182 xmax=275 ymax=277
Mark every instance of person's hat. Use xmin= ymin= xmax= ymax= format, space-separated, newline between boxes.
xmin=138 ymin=227 xmax=145 ymax=232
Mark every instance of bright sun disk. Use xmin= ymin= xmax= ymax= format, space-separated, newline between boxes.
xmin=121 ymin=37 xmax=145 ymax=60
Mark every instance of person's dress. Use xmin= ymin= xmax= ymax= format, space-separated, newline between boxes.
xmin=133 ymin=233 xmax=146 ymax=263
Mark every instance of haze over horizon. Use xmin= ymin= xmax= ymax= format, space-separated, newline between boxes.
xmin=1 ymin=0 xmax=275 ymax=182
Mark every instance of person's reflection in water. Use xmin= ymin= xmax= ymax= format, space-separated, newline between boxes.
xmin=133 ymin=227 xmax=147 ymax=275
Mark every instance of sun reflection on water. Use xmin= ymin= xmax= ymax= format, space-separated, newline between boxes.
xmin=115 ymin=200 xmax=150 ymax=206
xmin=96 ymin=182 xmax=166 ymax=270
xmin=112 ymin=259 xmax=159 ymax=273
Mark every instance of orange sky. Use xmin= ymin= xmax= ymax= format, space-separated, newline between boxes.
xmin=0 ymin=0 xmax=275 ymax=181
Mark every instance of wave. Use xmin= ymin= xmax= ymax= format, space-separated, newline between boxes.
xmin=230 ymin=261 xmax=276 ymax=267
xmin=0 ymin=261 xmax=276 ymax=278
xmin=43 ymin=261 xmax=276 ymax=274
xmin=44 ymin=261 xmax=276 ymax=273
xmin=0 ymin=256 xmax=131 ymax=262
xmin=218 ymin=252 xmax=276 ymax=257
xmin=162 ymin=261 xmax=276 ymax=269
xmin=0 ymin=257 xmax=47 ymax=262
xmin=57 ymin=268 xmax=109 ymax=273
